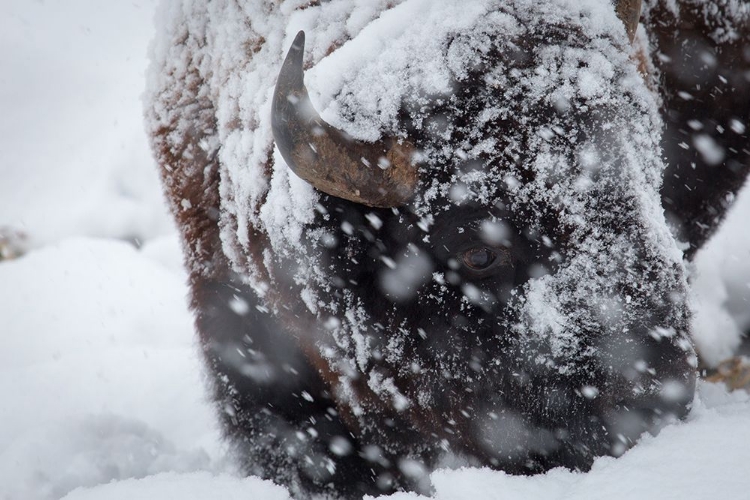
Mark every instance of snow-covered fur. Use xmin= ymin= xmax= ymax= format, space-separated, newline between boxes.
xmin=146 ymin=0 xmax=749 ymax=498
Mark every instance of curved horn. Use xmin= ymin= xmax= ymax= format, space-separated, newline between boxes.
xmin=614 ymin=0 xmax=642 ymax=42
xmin=272 ymin=31 xmax=418 ymax=208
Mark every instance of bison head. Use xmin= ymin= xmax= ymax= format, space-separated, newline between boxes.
xmin=147 ymin=0 xmax=723 ymax=497
xmin=268 ymin=1 xmax=694 ymax=480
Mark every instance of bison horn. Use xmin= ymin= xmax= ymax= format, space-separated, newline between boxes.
xmin=614 ymin=0 xmax=642 ymax=42
xmin=272 ymin=31 xmax=418 ymax=208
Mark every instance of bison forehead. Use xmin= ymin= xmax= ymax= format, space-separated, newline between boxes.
xmin=298 ymin=0 xmax=668 ymax=257
xmin=308 ymin=0 xmax=638 ymax=136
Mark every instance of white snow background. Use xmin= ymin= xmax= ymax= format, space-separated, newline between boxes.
xmin=1 ymin=1 xmax=749 ymax=499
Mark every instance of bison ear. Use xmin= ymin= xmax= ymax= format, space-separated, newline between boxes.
xmin=614 ymin=0 xmax=642 ymax=42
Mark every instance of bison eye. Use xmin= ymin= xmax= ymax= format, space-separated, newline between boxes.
xmin=461 ymin=247 xmax=497 ymax=270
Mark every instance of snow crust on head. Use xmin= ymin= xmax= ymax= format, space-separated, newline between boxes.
xmin=147 ymin=0 xmax=637 ymax=269
xmin=146 ymin=0 xmax=691 ymax=414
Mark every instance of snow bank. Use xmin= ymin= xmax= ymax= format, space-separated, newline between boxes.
xmin=0 ymin=238 xmax=222 ymax=500
xmin=692 ymin=186 xmax=750 ymax=365
xmin=382 ymin=382 xmax=750 ymax=500
xmin=61 ymin=472 xmax=290 ymax=500
xmin=2 ymin=237 xmax=746 ymax=500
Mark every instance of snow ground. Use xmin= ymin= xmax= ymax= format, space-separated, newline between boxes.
xmin=1 ymin=1 xmax=749 ymax=499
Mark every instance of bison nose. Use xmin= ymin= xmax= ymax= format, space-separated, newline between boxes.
xmin=605 ymin=380 xmax=694 ymax=456
xmin=595 ymin=339 xmax=696 ymax=456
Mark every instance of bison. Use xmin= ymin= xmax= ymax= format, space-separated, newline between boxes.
xmin=146 ymin=0 xmax=750 ymax=498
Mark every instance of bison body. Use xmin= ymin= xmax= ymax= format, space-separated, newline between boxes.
xmin=146 ymin=0 xmax=750 ymax=497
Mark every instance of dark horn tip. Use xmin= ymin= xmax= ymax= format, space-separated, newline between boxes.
xmin=286 ymin=31 xmax=306 ymax=68
xmin=293 ymin=30 xmax=305 ymax=49
xmin=278 ymin=31 xmax=306 ymax=93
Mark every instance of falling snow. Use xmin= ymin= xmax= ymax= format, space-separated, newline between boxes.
xmin=2 ymin=0 xmax=750 ymax=498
